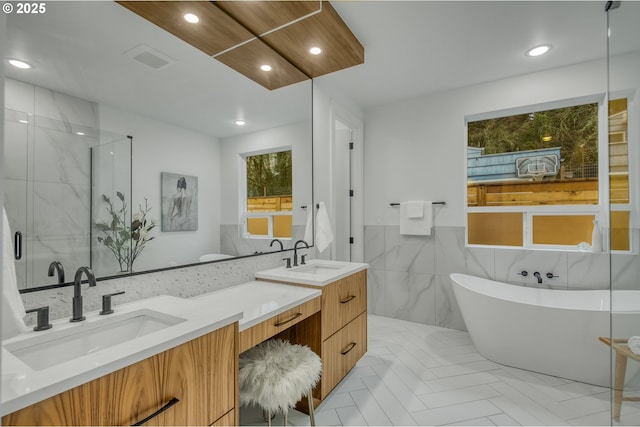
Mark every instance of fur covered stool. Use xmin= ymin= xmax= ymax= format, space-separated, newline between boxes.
xmin=239 ymin=339 xmax=322 ymax=426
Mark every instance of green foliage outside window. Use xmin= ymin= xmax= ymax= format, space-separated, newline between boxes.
xmin=468 ymin=103 xmax=599 ymax=173
xmin=246 ymin=150 xmax=292 ymax=197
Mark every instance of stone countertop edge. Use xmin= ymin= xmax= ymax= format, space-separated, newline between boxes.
xmin=1 ymin=280 xmax=327 ymax=417
xmin=189 ymin=281 xmax=322 ymax=331
xmin=1 ymin=294 xmax=240 ymax=416
xmin=254 ymin=259 xmax=369 ymax=287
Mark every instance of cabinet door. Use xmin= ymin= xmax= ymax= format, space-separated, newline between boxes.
xmin=321 ymin=312 xmax=367 ymax=398
xmin=1 ymin=382 xmax=93 ymax=426
xmin=208 ymin=323 xmax=237 ymax=424
xmin=2 ymin=324 xmax=237 ymax=426
xmin=322 ymin=270 xmax=367 ymax=340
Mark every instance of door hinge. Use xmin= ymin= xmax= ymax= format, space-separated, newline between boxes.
xmin=349 ymin=237 xmax=354 ymax=244
xmin=349 ymin=142 xmax=354 ymax=150
xmin=349 ymin=190 xmax=354 ymax=197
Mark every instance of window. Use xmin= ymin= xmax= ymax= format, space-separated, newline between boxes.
xmin=243 ymin=149 xmax=293 ymax=239
xmin=609 ymin=98 xmax=630 ymax=251
xmin=466 ymin=99 xmax=629 ymax=250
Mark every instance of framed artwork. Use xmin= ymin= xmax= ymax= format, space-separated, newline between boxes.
xmin=161 ymin=172 xmax=198 ymax=232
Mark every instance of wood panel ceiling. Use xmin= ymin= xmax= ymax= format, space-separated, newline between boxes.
xmin=116 ymin=1 xmax=364 ymax=90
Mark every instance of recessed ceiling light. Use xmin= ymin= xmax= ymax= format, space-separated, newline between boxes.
xmin=526 ymin=44 xmax=552 ymax=57
xmin=76 ymin=132 xmax=85 ymax=136
xmin=235 ymin=120 xmax=246 ymax=126
xmin=8 ymin=59 xmax=32 ymax=69
xmin=184 ymin=13 xmax=199 ymax=24
xmin=18 ymin=120 xmax=28 ymax=124
xmin=309 ymin=47 xmax=322 ymax=55
xmin=260 ymin=64 xmax=272 ymax=72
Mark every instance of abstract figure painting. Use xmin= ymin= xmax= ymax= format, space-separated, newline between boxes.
xmin=161 ymin=172 xmax=198 ymax=231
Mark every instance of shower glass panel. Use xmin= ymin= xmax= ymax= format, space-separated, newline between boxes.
xmin=3 ymin=109 xmax=29 ymax=289
xmin=3 ymin=106 xmax=131 ymax=289
xmin=4 ymin=109 xmax=99 ymax=289
xmin=91 ymin=135 xmax=132 ymax=277
xmin=608 ymin=2 xmax=640 ymax=425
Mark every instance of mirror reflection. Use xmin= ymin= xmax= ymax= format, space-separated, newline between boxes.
xmin=4 ymin=1 xmax=313 ymax=290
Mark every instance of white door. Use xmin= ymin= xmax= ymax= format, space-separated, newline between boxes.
xmin=331 ymin=105 xmax=363 ymax=262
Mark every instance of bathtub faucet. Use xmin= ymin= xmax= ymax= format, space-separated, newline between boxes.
xmin=533 ymin=271 xmax=543 ymax=284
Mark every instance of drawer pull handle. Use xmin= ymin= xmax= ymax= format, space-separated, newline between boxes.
xmin=132 ymin=397 xmax=180 ymax=426
xmin=340 ymin=295 xmax=356 ymax=304
xmin=275 ymin=312 xmax=303 ymax=327
xmin=341 ymin=342 xmax=357 ymax=355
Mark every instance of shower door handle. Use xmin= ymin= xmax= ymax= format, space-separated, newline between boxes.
xmin=14 ymin=231 xmax=22 ymax=260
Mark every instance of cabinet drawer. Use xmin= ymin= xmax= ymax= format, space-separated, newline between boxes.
xmin=322 ymin=270 xmax=367 ymax=340
xmin=239 ymin=296 xmax=321 ymax=353
xmin=321 ymin=312 xmax=367 ymax=397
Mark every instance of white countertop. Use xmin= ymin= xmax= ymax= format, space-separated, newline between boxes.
xmin=190 ymin=281 xmax=321 ymax=331
xmin=255 ymin=259 xmax=368 ymax=287
xmin=1 ymin=281 xmax=320 ymax=416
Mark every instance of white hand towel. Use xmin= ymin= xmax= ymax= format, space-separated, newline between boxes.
xmin=629 ymin=336 xmax=640 ymax=355
xmin=400 ymin=201 xmax=433 ymax=236
xmin=2 ymin=207 xmax=27 ymax=339
xmin=406 ymin=200 xmax=424 ymax=219
xmin=315 ymin=202 xmax=334 ymax=253
xmin=303 ymin=205 xmax=313 ymax=244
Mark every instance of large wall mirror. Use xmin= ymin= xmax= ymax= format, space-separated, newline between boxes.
xmin=3 ymin=1 xmax=313 ymax=291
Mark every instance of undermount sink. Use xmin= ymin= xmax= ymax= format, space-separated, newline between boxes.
xmin=4 ymin=309 xmax=185 ymax=371
xmin=255 ymin=259 xmax=368 ymax=286
xmin=292 ymin=264 xmax=344 ymax=274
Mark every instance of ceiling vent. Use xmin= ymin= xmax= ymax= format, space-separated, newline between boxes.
xmin=124 ymin=44 xmax=175 ymax=70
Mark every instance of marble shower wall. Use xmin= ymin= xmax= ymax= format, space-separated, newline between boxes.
xmin=4 ymin=78 xmax=97 ymax=289
xmin=364 ymin=225 xmax=616 ymax=331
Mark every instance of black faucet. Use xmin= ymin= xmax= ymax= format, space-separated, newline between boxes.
xmin=270 ymin=239 xmax=284 ymax=251
xmin=533 ymin=272 xmax=543 ymax=284
xmin=71 ymin=267 xmax=97 ymax=322
xmin=293 ymin=240 xmax=309 ymax=267
xmin=48 ymin=261 xmax=65 ymax=284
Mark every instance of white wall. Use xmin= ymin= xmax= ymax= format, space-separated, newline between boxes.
xmin=99 ymin=105 xmax=221 ymax=271
xmin=312 ymin=80 xmax=364 ymax=259
xmin=364 ymin=56 xmax=629 ymax=227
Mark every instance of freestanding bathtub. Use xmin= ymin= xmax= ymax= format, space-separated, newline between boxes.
xmin=450 ymin=273 xmax=640 ymax=387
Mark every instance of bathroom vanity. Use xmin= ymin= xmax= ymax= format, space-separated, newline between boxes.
xmin=255 ymin=259 xmax=369 ymax=400
xmin=1 ymin=261 xmax=368 ymax=425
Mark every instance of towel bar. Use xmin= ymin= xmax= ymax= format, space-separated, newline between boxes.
xmin=390 ymin=202 xmax=445 ymax=206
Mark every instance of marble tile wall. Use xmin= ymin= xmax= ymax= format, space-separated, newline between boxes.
xmin=21 ymin=251 xmax=286 ymax=325
xmin=365 ymin=225 xmax=628 ymax=332
xmin=221 ymin=224 xmax=311 ymax=257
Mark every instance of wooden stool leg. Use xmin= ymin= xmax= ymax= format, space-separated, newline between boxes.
xmin=307 ymin=394 xmax=316 ymax=427
xmin=614 ymin=351 xmax=629 ymax=421
xmin=284 ymin=410 xmax=288 ymax=426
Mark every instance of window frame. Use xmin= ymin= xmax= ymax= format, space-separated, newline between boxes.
xmin=239 ymin=146 xmax=293 ymax=240
xmin=464 ymin=94 xmax=619 ymax=252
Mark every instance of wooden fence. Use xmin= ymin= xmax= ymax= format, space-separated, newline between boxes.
xmin=247 ymin=195 xmax=293 ymax=212
xmin=468 ymin=175 xmax=628 ymax=207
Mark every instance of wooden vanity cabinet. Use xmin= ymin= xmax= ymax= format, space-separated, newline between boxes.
xmin=318 ymin=270 xmax=367 ymax=398
xmin=262 ymin=269 xmax=368 ymax=401
xmin=2 ymin=322 xmax=238 ymax=426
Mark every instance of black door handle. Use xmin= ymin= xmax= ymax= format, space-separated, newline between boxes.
xmin=14 ymin=231 xmax=22 ymax=260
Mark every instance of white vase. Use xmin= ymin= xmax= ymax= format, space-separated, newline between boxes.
xmin=591 ymin=220 xmax=602 ymax=252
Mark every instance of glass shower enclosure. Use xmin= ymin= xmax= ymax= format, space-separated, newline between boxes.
xmin=608 ymin=1 xmax=640 ymax=425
